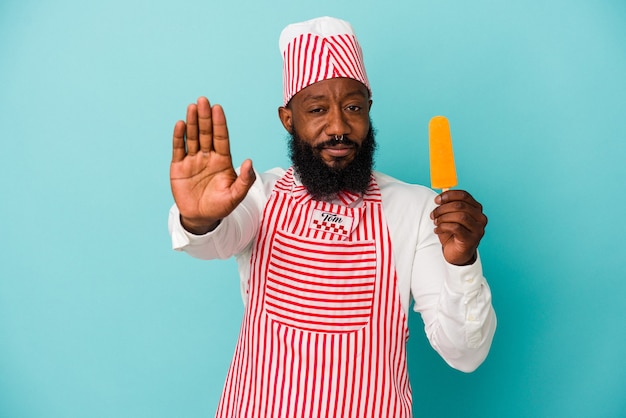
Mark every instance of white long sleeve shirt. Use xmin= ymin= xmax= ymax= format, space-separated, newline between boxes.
xmin=169 ymin=168 xmax=496 ymax=372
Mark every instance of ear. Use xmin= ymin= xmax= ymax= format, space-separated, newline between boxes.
xmin=368 ymin=99 xmax=373 ymax=110
xmin=278 ymin=106 xmax=293 ymax=133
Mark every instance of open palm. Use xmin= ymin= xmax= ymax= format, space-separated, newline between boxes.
xmin=170 ymin=97 xmax=254 ymax=234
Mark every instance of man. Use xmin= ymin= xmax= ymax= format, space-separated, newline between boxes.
xmin=168 ymin=16 xmax=496 ymax=418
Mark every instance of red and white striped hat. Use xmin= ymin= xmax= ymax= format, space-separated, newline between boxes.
xmin=279 ymin=16 xmax=371 ymax=105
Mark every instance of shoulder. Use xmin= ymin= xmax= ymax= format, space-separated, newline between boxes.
xmin=246 ymin=167 xmax=286 ymax=197
xmin=374 ymin=171 xmax=437 ymax=206
xmin=259 ymin=167 xmax=286 ymax=184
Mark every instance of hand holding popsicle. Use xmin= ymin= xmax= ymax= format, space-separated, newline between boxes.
xmin=428 ymin=116 xmax=488 ymax=266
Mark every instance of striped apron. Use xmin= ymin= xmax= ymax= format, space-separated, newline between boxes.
xmin=216 ymin=168 xmax=412 ymax=417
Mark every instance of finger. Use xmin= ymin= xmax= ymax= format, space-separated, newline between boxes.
xmin=435 ymin=212 xmax=485 ymax=237
xmin=186 ymin=103 xmax=199 ymax=155
xmin=197 ymin=97 xmax=213 ymax=153
xmin=436 ymin=190 xmax=482 ymax=210
xmin=172 ymin=120 xmax=187 ymax=163
xmin=229 ymin=159 xmax=256 ymax=204
xmin=432 ymin=199 xmax=483 ymax=222
xmin=434 ymin=203 xmax=487 ymax=233
xmin=434 ymin=226 xmax=478 ymax=261
xmin=211 ymin=104 xmax=231 ymax=156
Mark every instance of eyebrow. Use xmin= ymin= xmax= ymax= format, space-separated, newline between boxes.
xmin=301 ymin=90 xmax=369 ymax=103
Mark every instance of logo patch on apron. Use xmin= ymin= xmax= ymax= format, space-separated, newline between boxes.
xmin=309 ymin=209 xmax=353 ymax=237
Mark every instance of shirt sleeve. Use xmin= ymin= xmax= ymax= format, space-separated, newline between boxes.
xmin=377 ymin=172 xmax=496 ymax=373
xmin=410 ymin=197 xmax=497 ymax=373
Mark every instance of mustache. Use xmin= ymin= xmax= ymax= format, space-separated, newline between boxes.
xmin=315 ymin=137 xmax=358 ymax=150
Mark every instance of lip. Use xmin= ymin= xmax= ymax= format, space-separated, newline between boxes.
xmin=320 ymin=144 xmax=354 ymax=158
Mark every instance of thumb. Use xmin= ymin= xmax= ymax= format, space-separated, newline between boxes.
xmin=231 ymin=159 xmax=256 ymax=201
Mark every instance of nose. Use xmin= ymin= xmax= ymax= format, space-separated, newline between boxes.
xmin=324 ymin=106 xmax=350 ymax=139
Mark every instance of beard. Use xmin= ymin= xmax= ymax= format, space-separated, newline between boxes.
xmin=288 ymin=122 xmax=377 ymax=200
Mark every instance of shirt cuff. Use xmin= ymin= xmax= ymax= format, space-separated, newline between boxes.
xmin=168 ymin=204 xmax=221 ymax=251
xmin=444 ymin=252 xmax=485 ymax=294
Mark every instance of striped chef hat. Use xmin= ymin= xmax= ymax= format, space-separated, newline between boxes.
xmin=279 ymin=16 xmax=371 ymax=105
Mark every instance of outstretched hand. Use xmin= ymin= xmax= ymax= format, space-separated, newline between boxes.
xmin=430 ymin=190 xmax=488 ymax=266
xmin=170 ymin=97 xmax=255 ymax=234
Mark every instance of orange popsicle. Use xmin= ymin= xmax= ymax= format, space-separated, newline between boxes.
xmin=429 ymin=116 xmax=458 ymax=191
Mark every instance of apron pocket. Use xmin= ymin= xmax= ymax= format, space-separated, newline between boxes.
xmin=264 ymin=229 xmax=377 ymax=333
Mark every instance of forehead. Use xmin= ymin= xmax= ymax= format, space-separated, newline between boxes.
xmin=290 ymin=78 xmax=370 ymax=105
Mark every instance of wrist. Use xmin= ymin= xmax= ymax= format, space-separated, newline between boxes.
xmin=455 ymin=251 xmax=478 ymax=266
xmin=179 ymin=215 xmax=220 ymax=235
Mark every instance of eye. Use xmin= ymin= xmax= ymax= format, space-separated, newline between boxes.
xmin=346 ymin=105 xmax=362 ymax=112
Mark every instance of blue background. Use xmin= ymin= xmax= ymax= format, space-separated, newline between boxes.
xmin=1 ymin=0 xmax=625 ymax=417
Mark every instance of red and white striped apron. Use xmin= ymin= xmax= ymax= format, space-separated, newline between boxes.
xmin=216 ymin=168 xmax=412 ymax=417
